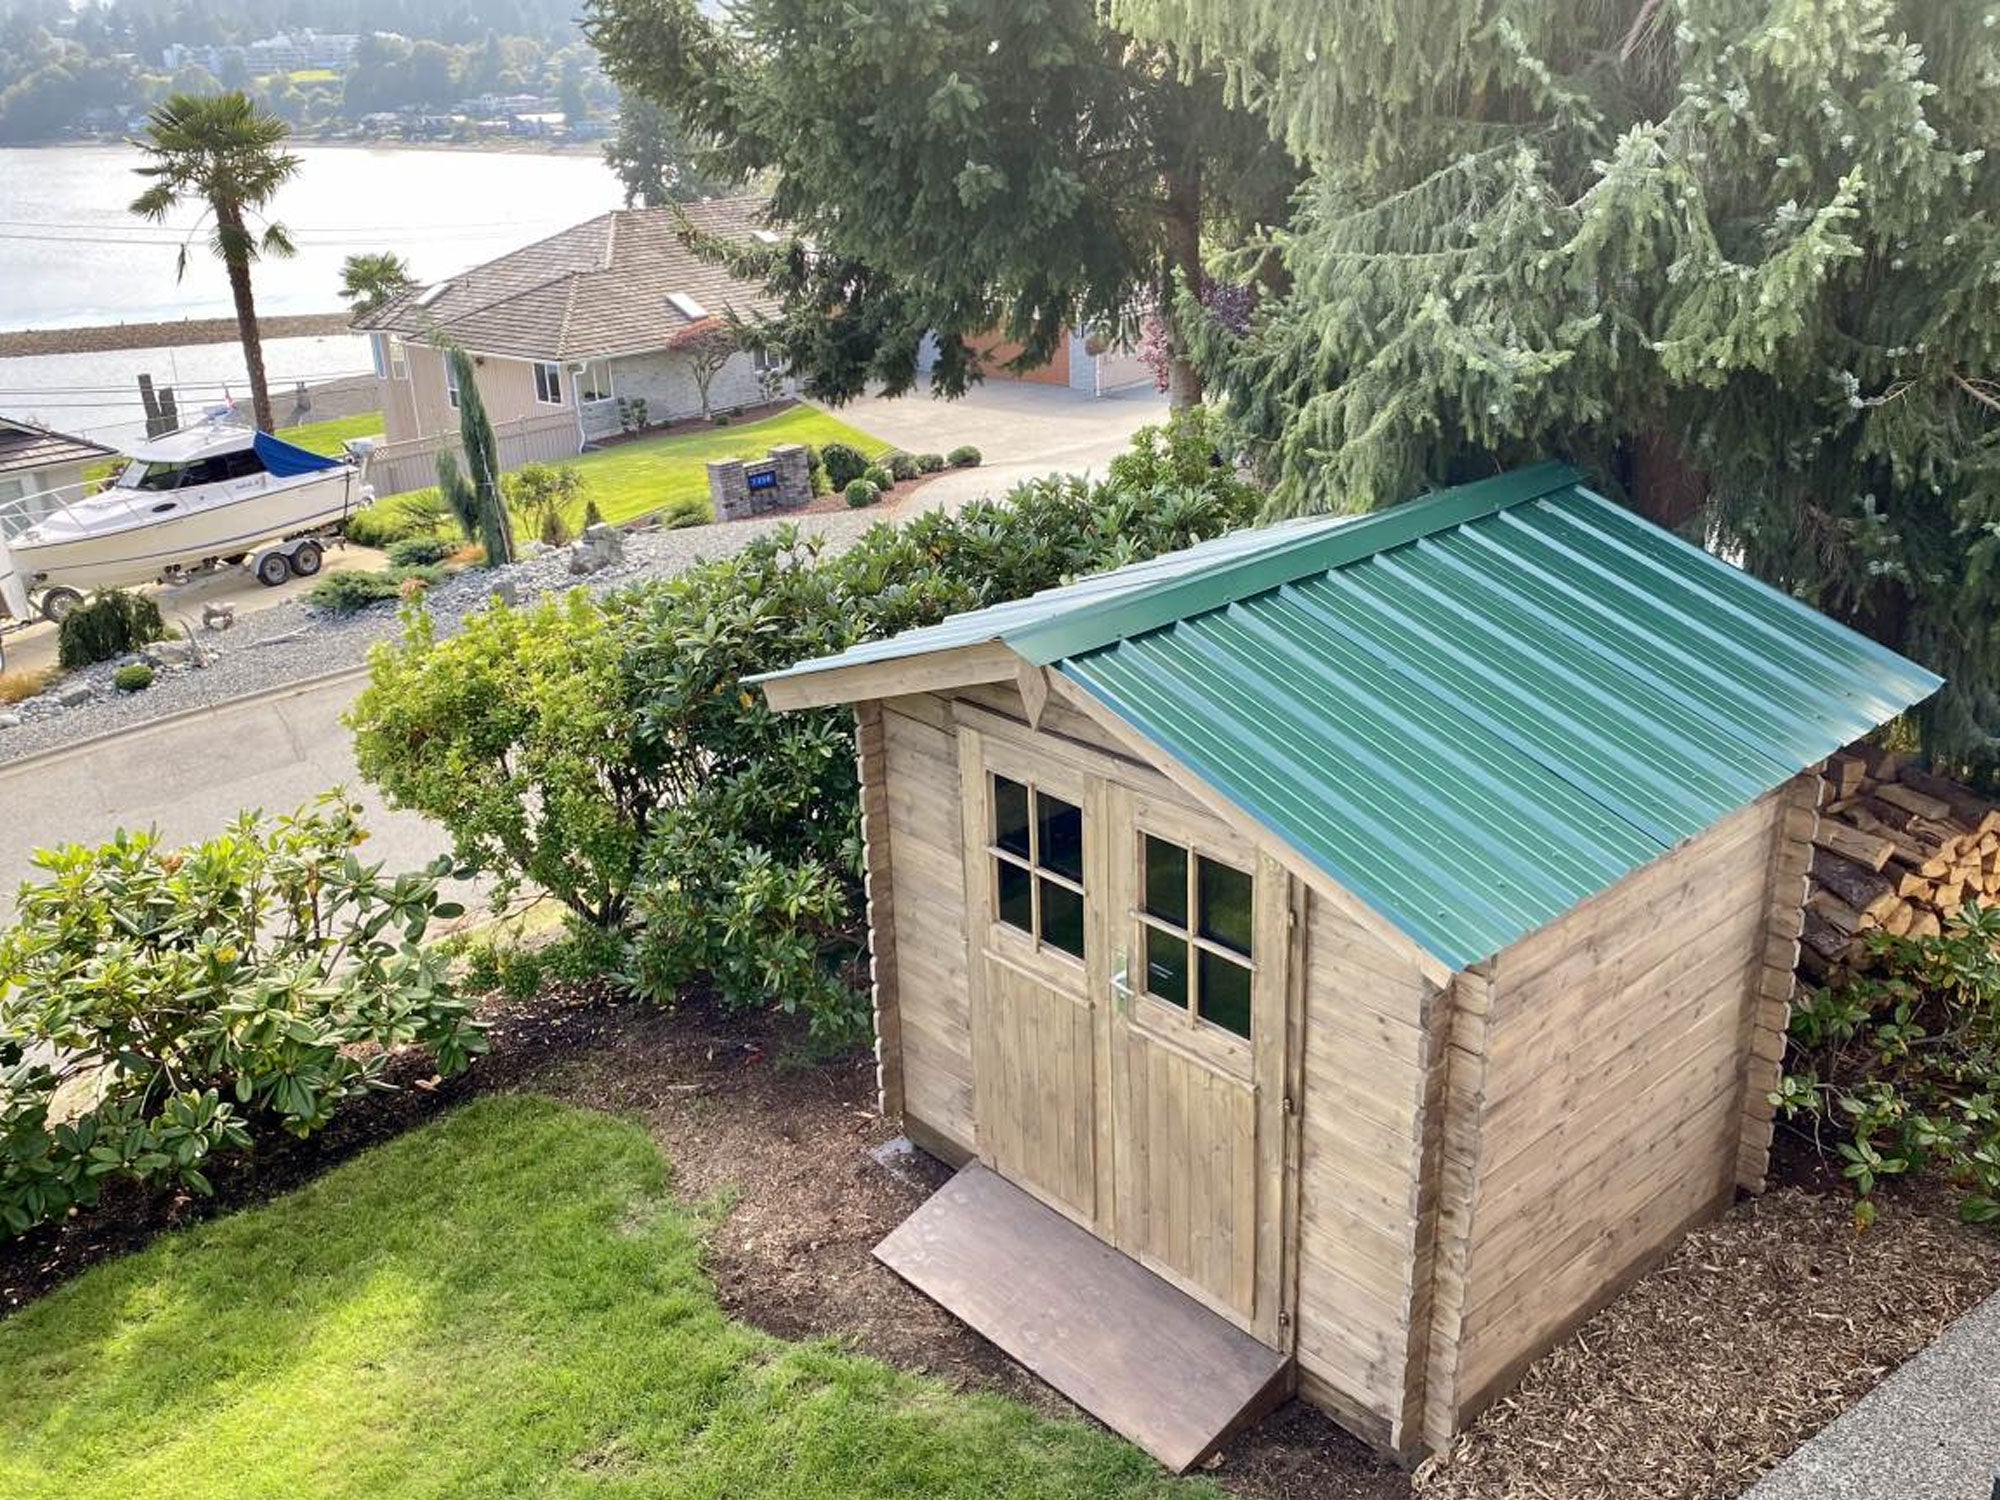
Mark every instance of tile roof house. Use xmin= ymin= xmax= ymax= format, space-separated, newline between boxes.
xmin=352 ymin=197 xmax=791 ymax=450
xmin=0 ymin=417 xmax=116 ymax=541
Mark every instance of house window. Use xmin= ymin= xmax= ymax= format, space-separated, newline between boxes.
xmin=532 ymin=360 xmax=564 ymax=405
xmin=752 ymin=345 xmax=780 ymax=374
xmin=989 ymin=773 xmax=1085 ymax=960
xmin=577 ymin=360 xmax=613 ymax=402
xmin=388 ymin=335 xmax=408 ymax=380
xmin=1138 ymin=834 xmax=1253 ymax=1040
xmin=445 ymin=353 xmax=461 ymax=409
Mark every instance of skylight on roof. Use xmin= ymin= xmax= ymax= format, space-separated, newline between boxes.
xmin=752 ymin=229 xmax=780 ymax=245
xmin=666 ymin=291 xmax=708 ymax=320
xmin=414 ymin=281 xmax=451 ymax=307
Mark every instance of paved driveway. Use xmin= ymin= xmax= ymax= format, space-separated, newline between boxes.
xmin=837 ymin=381 xmax=1168 ymax=510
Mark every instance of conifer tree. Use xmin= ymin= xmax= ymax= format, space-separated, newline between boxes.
xmin=1115 ymin=0 xmax=2000 ymax=771
xmin=584 ymin=0 xmax=1296 ymax=407
xmin=435 ymin=346 xmax=515 ymax=568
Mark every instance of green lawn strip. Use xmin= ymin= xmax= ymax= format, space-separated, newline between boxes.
xmin=0 ymin=1096 xmax=1199 ymax=1499
xmin=277 ymin=410 xmax=388 ymax=456
xmin=559 ymin=406 xmax=892 ymax=526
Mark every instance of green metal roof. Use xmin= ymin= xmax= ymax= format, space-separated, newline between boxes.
xmin=757 ymin=462 xmax=1942 ymax=970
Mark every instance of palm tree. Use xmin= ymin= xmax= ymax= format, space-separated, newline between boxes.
xmin=339 ymin=251 xmax=415 ymax=316
xmin=130 ymin=93 xmax=301 ymax=434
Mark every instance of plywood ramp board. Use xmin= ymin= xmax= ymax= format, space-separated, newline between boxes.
xmin=875 ymin=1163 xmax=1291 ymax=1473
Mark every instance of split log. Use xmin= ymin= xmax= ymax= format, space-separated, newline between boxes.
xmin=1811 ymin=819 xmax=1896 ymax=871
xmin=1827 ymin=753 xmax=1871 ymax=799
xmin=1807 ymin=890 xmax=1863 ymax=936
xmin=1801 ymin=908 xmax=1853 ymax=962
xmin=1877 ymin=782 xmax=1954 ymax=822
xmin=1810 ymin=849 xmax=1898 ymax=920
xmin=1895 ymin=767 xmax=1995 ymax=826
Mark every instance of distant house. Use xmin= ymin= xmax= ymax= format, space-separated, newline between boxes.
xmin=0 ymin=418 xmax=115 ymax=540
xmin=354 ymin=198 xmax=788 ymax=450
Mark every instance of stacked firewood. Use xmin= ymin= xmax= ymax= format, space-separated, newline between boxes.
xmin=1800 ymin=748 xmax=2000 ymax=979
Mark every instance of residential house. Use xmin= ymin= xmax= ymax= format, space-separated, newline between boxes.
xmin=0 ymin=417 xmax=115 ymax=540
xmin=354 ymin=198 xmax=788 ymax=453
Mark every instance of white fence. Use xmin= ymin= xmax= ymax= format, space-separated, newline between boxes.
xmin=361 ymin=410 xmax=581 ymax=499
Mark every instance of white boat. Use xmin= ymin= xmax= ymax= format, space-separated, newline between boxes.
xmin=0 ymin=417 xmax=368 ymax=611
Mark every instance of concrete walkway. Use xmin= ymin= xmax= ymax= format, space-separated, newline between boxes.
xmin=838 ymin=381 xmax=1167 ymax=509
xmin=1747 ymin=1288 xmax=2000 ymax=1500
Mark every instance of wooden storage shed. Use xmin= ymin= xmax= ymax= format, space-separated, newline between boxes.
xmin=753 ymin=462 xmax=1941 ymax=1470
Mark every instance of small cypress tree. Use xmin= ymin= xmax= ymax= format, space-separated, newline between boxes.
xmin=434 ymin=344 xmax=515 ymax=568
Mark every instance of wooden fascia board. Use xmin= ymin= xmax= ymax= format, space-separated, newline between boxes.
xmin=757 ymin=641 xmax=1021 ymax=711
xmin=1044 ymin=670 xmax=1458 ymax=989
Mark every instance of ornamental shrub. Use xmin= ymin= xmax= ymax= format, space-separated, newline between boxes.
xmin=387 ymin=535 xmax=451 ymax=568
xmin=861 ymin=463 xmax=894 ymax=492
xmin=885 ymin=451 xmax=921 ymax=482
xmin=802 ymin=443 xmax=831 ymax=496
xmin=0 ymin=796 xmax=481 ymax=1237
xmin=1776 ymin=902 xmax=2000 ymax=1228
xmin=947 ymin=444 xmax=982 ymax=468
xmin=348 ymin=418 xmax=1262 ymax=1043
xmin=344 ymin=489 xmax=448 ymax=549
xmin=506 ymin=462 xmax=587 ymax=547
xmin=57 ymin=590 xmax=165 ymax=669
xmin=820 ymin=442 xmax=869 ymax=488
xmin=915 ymin=452 xmax=946 ymax=474
xmin=112 ymin=663 xmax=154 ymax=693
xmin=844 ymin=478 xmax=880 ymax=508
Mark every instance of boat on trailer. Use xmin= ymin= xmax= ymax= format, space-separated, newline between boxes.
xmin=0 ymin=416 xmax=370 ymax=622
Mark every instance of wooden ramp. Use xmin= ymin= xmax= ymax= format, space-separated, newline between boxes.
xmin=874 ymin=1164 xmax=1291 ymax=1472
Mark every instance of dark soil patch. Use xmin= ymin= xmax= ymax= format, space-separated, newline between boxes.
xmin=7 ymin=984 xmax=1996 ymax=1500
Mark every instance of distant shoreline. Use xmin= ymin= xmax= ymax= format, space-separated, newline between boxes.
xmin=2 ymin=136 xmax=602 ymax=158
xmin=0 ymin=313 xmax=355 ymax=359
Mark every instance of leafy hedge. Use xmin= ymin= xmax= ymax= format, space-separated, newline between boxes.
xmin=58 ymin=591 xmax=164 ymax=669
xmin=349 ymin=411 xmax=1259 ymax=1042
xmin=1777 ymin=902 xmax=2000 ymax=1227
xmin=0 ymin=797 xmax=481 ymax=1237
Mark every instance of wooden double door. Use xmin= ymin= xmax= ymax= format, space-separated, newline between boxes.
xmin=960 ymin=723 xmax=1296 ymax=1346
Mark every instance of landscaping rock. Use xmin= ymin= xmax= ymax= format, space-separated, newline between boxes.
xmin=202 ymin=601 xmax=237 ymax=631
xmin=56 ymin=681 xmax=94 ymax=708
xmin=143 ymin=638 xmax=194 ymax=668
xmin=567 ymin=524 xmax=626 ymax=576
xmin=0 ymin=712 xmax=19 ymax=731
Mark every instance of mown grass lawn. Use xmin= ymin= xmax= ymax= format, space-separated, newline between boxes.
xmin=277 ymin=410 xmax=387 ymax=456
xmin=561 ymin=405 xmax=892 ymax=525
xmin=0 ymin=1096 xmax=1199 ymax=1499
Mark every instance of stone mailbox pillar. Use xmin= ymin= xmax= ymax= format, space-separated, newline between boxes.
xmin=707 ymin=457 xmax=752 ymax=521
xmin=769 ymin=444 xmax=812 ymax=509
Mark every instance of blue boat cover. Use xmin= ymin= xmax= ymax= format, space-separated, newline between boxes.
xmin=253 ymin=430 xmax=341 ymax=477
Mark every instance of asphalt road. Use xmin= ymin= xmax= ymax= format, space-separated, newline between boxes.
xmin=0 ymin=668 xmax=458 ymax=910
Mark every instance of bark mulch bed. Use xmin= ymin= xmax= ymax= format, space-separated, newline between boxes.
xmin=6 ymin=984 xmax=1998 ymax=1500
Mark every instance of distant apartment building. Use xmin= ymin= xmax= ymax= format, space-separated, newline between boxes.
xmin=163 ymin=30 xmax=365 ymax=76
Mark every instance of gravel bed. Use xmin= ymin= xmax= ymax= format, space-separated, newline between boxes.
xmin=0 ymin=505 xmax=905 ymax=766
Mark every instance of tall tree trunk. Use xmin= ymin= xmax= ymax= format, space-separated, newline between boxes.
xmin=1628 ymin=428 xmax=1707 ymax=530
xmin=1162 ymin=166 xmax=1204 ymax=412
xmin=218 ymin=202 xmax=274 ymax=433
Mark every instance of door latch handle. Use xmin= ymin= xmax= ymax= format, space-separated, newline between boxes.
xmin=1110 ymin=949 xmax=1133 ymax=1014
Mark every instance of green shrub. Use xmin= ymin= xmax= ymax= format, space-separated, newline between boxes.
xmin=861 ymin=463 xmax=894 ymax=492
xmin=345 ymin=490 xmax=447 ymax=549
xmin=583 ymin=497 xmax=605 ymax=528
xmin=803 ymin=443 xmax=832 ymax=496
xmin=915 ymin=452 xmax=946 ymax=474
xmin=658 ymin=494 xmax=712 ymax=529
xmin=1777 ymin=902 xmax=2000 ymax=1228
xmin=387 ymin=535 xmax=451 ymax=568
xmin=844 ymin=478 xmax=881 ymax=508
xmin=348 ymin=426 xmax=1263 ymax=1045
xmin=0 ymin=796 xmax=481 ymax=1237
xmin=506 ymin=462 xmax=587 ymax=547
xmin=711 ymin=413 xmax=731 ymax=427
xmin=112 ymin=663 xmax=154 ymax=693
xmin=452 ymin=922 xmax=627 ymax=1003
xmin=308 ymin=565 xmax=444 ymax=615
xmin=58 ymin=590 xmax=165 ymax=669
xmin=820 ymin=442 xmax=869 ymax=488
xmin=947 ymin=444 xmax=982 ymax=468
xmin=885 ymin=451 xmax=921 ymax=482
xmin=1108 ymin=407 xmax=1258 ymax=507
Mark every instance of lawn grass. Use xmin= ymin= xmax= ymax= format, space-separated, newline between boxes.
xmin=277 ymin=410 xmax=387 ymax=457
xmin=0 ymin=1096 xmax=1201 ymax=1499
xmin=560 ymin=405 xmax=892 ymax=526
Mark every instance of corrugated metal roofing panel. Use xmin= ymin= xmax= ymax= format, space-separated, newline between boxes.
xmin=755 ymin=464 xmax=1942 ymax=970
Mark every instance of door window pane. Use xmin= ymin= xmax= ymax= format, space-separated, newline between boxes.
xmin=1145 ymin=925 xmax=1188 ymax=1008
xmin=1199 ymin=952 xmax=1253 ymax=1039
xmin=997 ymin=859 xmax=1033 ymax=934
xmin=1037 ymin=792 xmax=1084 ymax=883
xmin=1143 ymin=835 xmax=1188 ymax=926
xmin=1198 ymin=857 xmax=1254 ymax=957
xmin=993 ymin=776 xmax=1031 ymax=858
xmin=1040 ymin=878 xmax=1085 ymax=958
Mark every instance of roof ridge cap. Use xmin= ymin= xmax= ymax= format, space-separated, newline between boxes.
xmin=1008 ymin=460 xmax=1582 ymax=667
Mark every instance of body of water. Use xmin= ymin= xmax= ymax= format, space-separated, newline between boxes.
xmin=0 ymin=142 xmax=626 ymax=445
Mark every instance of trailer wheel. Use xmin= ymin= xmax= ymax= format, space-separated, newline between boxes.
xmin=40 ymin=587 xmax=83 ymax=624
xmin=255 ymin=552 xmax=292 ymax=587
xmin=288 ymin=540 xmax=323 ymax=577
